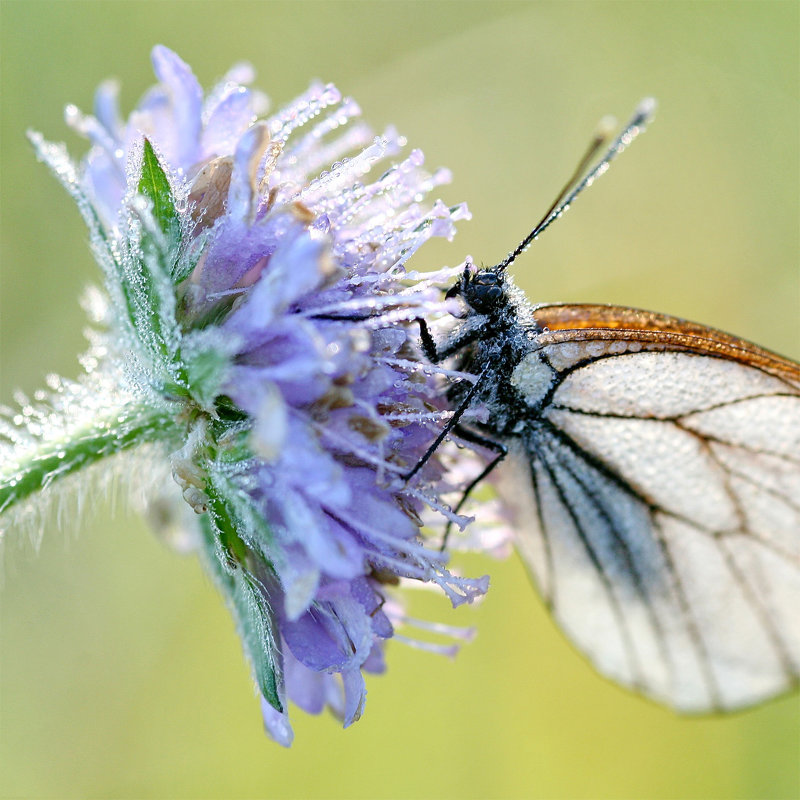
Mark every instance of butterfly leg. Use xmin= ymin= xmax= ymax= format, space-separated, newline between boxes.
xmin=416 ymin=317 xmax=484 ymax=363
xmin=402 ymin=362 xmax=493 ymax=482
xmin=440 ymin=426 xmax=507 ymax=550
xmin=417 ymin=317 xmax=439 ymax=362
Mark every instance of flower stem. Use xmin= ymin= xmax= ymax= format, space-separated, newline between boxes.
xmin=0 ymin=403 xmax=179 ymax=516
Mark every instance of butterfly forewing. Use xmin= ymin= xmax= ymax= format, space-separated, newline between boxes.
xmin=498 ymin=304 xmax=800 ymax=712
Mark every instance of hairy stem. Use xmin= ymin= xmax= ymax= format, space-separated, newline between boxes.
xmin=0 ymin=403 xmax=179 ymax=517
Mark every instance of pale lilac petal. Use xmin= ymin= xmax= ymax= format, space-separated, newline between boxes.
xmin=201 ymin=85 xmax=257 ymax=155
xmin=222 ymin=233 xmax=326 ymax=333
xmin=341 ymin=668 xmax=366 ymax=727
xmin=150 ymin=45 xmax=203 ymax=166
xmin=93 ymin=79 xmax=123 ymax=140
xmin=260 ymin=697 xmax=294 ymax=747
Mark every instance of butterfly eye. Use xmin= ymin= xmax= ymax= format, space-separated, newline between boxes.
xmin=465 ymin=272 xmax=504 ymax=313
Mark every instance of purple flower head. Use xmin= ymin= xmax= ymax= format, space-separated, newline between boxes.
xmin=34 ymin=46 xmax=494 ymax=744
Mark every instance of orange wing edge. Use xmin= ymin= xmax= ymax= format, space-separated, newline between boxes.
xmin=532 ymin=303 xmax=800 ymax=384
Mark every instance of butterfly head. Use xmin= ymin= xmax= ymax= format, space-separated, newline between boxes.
xmin=446 ymin=264 xmax=506 ymax=317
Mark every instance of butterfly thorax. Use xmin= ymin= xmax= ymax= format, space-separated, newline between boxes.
xmin=446 ymin=269 xmax=554 ymax=436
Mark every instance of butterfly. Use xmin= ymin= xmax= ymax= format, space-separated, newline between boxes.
xmin=412 ymin=99 xmax=800 ymax=713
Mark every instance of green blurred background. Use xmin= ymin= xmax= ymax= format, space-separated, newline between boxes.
xmin=1 ymin=2 xmax=798 ymax=798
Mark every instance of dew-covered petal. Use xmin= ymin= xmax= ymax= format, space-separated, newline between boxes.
xmin=93 ymin=79 xmax=124 ymax=140
xmin=201 ymin=85 xmax=259 ymax=157
xmin=260 ymin=696 xmax=294 ymax=747
xmin=222 ymin=231 xmax=327 ymax=329
xmin=149 ymin=45 xmax=203 ymax=167
xmin=341 ymin=667 xmax=366 ymax=727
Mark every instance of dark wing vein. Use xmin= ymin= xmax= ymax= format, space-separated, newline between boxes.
xmin=530 ymin=432 xmax=643 ymax=684
xmin=692 ymin=431 xmax=799 ymax=680
xmin=678 ymin=430 xmax=800 ymax=563
xmin=686 ymin=433 xmax=800 ymax=467
xmin=716 ymin=536 xmax=798 ymax=681
xmin=648 ymin=512 xmax=723 ymax=708
xmin=722 ymin=463 xmax=800 ymax=519
xmin=539 ymin=415 xmax=725 ymax=707
xmin=546 ymin=405 xmax=800 ymax=467
xmin=538 ymin=427 xmax=673 ymax=685
xmin=529 ymin=456 xmax=555 ymax=608
xmin=541 ymin=413 xmax=751 ymax=541
xmin=550 ymin=390 xmax=799 ymax=421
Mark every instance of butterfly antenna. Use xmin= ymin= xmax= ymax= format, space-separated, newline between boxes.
xmin=494 ymin=97 xmax=657 ymax=273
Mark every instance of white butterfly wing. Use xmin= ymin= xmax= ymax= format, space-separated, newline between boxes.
xmin=498 ymin=305 xmax=800 ymax=712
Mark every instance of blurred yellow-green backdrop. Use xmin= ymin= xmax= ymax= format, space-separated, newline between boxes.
xmin=1 ymin=2 xmax=798 ymax=798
